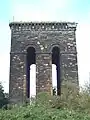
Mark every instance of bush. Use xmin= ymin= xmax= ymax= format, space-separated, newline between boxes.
xmin=0 ymin=83 xmax=9 ymax=108
xmin=1 ymin=81 xmax=90 ymax=119
xmin=35 ymin=81 xmax=90 ymax=112
xmin=0 ymin=96 xmax=90 ymax=120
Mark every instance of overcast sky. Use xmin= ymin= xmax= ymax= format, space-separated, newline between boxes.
xmin=0 ymin=0 xmax=90 ymax=93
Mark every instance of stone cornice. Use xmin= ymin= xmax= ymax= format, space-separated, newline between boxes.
xmin=10 ymin=51 xmax=77 ymax=54
xmin=9 ymin=22 xmax=77 ymax=31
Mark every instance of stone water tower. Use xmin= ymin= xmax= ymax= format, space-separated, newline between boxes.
xmin=9 ymin=22 xmax=78 ymax=103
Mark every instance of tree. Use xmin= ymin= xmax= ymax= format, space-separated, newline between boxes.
xmin=0 ymin=83 xmax=8 ymax=108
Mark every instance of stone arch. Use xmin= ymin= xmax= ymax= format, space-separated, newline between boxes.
xmin=24 ymin=43 xmax=41 ymax=53
xmin=48 ymin=43 xmax=60 ymax=53
xmin=25 ymin=44 xmax=36 ymax=53
xmin=48 ymin=43 xmax=65 ymax=53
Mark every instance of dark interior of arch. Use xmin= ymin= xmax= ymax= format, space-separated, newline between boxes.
xmin=52 ymin=47 xmax=61 ymax=95
xmin=26 ymin=47 xmax=36 ymax=98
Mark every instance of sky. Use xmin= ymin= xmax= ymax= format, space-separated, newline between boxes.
xmin=0 ymin=0 xmax=90 ymax=94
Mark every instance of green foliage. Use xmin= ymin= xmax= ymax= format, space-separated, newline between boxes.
xmin=1 ymin=81 xmax=90 ymax=119
xmin=0 ymin=100 xmax=90 ymax=120
xmin=0 ymin=83 xmax=9 ymax=108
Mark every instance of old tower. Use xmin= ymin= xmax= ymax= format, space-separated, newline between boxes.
xmin=9 ymin=22 xmax=78 ymax=103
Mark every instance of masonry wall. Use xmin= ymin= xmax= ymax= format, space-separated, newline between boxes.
xmin=9 ymin=22 xmax=78 ymax=103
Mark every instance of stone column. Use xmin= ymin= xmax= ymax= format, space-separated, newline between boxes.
xmin=36 ymin=53 xmax=52 ymax=95
xmin=22 ymin=53 xmax=27 ymax=102
xmin=9 ymin=52 xmax=26 ymax=103
xmin=60 ymin=52 xmax=78 ymax=84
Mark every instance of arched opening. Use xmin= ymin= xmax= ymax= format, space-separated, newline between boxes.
xmin=52 ymin=64 xmax=57 ymax=95
xmin=30 ymin=64 xmax=36 ymax=98
xmin=52 ymin=47 xmax=61 ymax=95
xmin=26 ymin=47 xmax=36 ymax=98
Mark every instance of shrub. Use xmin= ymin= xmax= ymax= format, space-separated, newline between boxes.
xmin=0 ymin=83 xmax=9 ymax=108
xmin=1 ymin=81 xmax=90 ymax=119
